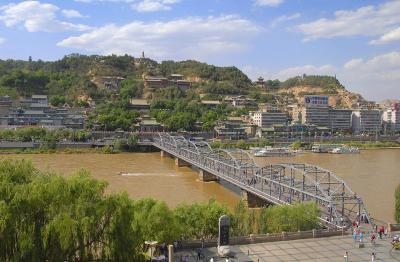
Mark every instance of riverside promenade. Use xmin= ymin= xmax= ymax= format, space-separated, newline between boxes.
xmin=175 ymin=233 xmax=400 ymax=261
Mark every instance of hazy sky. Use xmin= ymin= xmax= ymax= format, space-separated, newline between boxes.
xmin=0 ymin=0 xmax=399 ymax=101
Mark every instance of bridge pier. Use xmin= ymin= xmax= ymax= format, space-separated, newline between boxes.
xmin=175 ymin=157 xmax=191 ymax=167
xmin=241 ymin=191 xmax=270 ymax=208
xmin=161 ymin=150 xmax=172 ymax=158
xmin=199 ymin=170 xmax=219 ymax=182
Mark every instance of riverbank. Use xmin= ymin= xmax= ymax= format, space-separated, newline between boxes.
xmin=318 ymin=140 xmax=400 ymax=149
xmin=210 ymin=139 xmax=400 ymax=150
xmin=0 ymin=144 xmax=158 ymax=154
xmin=0 ymin=147 xmax=107 ymax=154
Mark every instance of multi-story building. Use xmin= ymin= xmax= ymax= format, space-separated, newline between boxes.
xmin=382 ymin=103 xmax=400 ymax=131
xmin=352 ymin=109 xmax=382 ymax=134
xmin=144 ymin=76 xmax=169 ymax=89
xmin=300 ymin=95 xmax=330 ymax=128
xmin=0 ymin=96 xmax=12 ymax=117
xmin=328 ymin=109 xmax=352 ymax=131
xmin=1 ymin=95 xmax=85 ymax=129
xmin=303 ymin=95 xmax=329 ymax=107
xmin=31 ymin=95 xmax=48 ymax=105
xmin=214 ymin=121 xmax=246 ymax=140
xmin=298 ymin=96 xmax=352 ymax=132
xmin=130 ymin=99 xmax=150 ymax=112
xmin=301 ymin=106 xmax=330 ymax=128
xmin=251 ymin=107 xmax=288 ymax=128
xmin=225 ymin=95 xmax=257 ymax=108
xmin=144 ymin=74 xmax=192 ymax=90
xmin=201 ymin=100 xmax=221 ymax=109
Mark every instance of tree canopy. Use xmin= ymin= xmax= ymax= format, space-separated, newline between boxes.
xmin=0 ymin=159 xmax=321 ymax=261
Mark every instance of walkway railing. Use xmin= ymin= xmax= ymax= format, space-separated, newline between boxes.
xmin=177 ymin=229 xmax=346 ymax=250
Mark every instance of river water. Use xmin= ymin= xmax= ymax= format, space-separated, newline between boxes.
xmin=1 ymin=149 xmax=399 ymax=223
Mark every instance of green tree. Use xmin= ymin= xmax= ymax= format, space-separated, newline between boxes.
xmin=395 ymin=185 xmax=400 ymax=223
xmin=49 ymin=96 xmax=66 ymax=107
xmin=134 ymin=199 xmax=179 ymax=243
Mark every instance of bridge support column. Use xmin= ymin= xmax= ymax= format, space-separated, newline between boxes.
xmin=175 ymin=157 xmax=191 ymax=167
xmin=241 ymin=191 xmax=270 ymax=208
xmin=199 ymin=170 xmax=219 ymax=182
xmin=161 ymin=150 xmax=172 ymax=158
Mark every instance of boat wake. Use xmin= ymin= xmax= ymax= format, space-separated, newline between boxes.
xmin=118 ymin=173 xmax=178 ymax=177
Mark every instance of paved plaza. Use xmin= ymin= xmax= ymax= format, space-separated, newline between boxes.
xmin=175 ymin=234 xmax=400 ymax=261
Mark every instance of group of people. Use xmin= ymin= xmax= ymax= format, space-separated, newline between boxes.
xmin=348 ymin=223 xmax=395 ymax=262
xmin=352 ymin=225 xmax=389 ymax=243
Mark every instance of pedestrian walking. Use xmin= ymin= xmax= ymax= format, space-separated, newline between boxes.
xmin=353 ymin=229 xmax=357 ymax=242
xmin=371 ymin=233 xmax=376 ymax=246
xmin=384 ymin=227 xmax=388 ymax=238
xmin=344 ymin=251 xmax=349 ymax=262
xmin=360 ymin=231 xmax=364 ymax=243
xmin=197 ymin=249 xmax=201 ymax=260
xmin=378 ymin=226 xmax=382 ymax=239
xmin=371 ymin=252 xmax=376 ymax=261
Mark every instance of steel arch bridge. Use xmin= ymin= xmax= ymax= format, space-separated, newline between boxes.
xmin=152 ymin=133 xmax=374 ymax=229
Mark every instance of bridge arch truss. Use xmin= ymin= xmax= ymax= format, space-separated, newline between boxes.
xmin=153 ymin=133 xmax=373 ymax=228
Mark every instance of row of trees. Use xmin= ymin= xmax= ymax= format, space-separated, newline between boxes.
xmin=0 ymin=160 xmax=321 ymax=261
xmin=0 ymin=128 xmax=91 ymax=143
xmin=210 ymin=139 xmax=272 ymax=150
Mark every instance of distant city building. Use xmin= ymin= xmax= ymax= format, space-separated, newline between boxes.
xmin=304 ymin=95 xmax=329 ymax=107
xmin=100 ymin=76 xmax=125 ymax=91
xmin=256 ymin=124 xmax=326 ymax=138
xmin=201 ymin=100 xmax=221 ymax=109
xmin=351 ymin=109 xmax=382 ymax=134
xmin=256 ymin=77 xmax=265 ymax=88
xmin=0 ymin=96 xmax=12 ymax=117
xmin=301 ymin=106 xmax=330 ymax=128
xmin=328 ymin=109 xmax=352 ymax=132
xmin=130 ymin=99 xmax=150 ymax=112
xmin=225 ymin=95 xmax=256 ymax=108
xmin=136 ymin=118 xmax=164 ymax=133
xmin=144 ymin=74 xmax=192 ymax=91
xmin=382 ymin=103 xmax=400 ymax=131
xmin=144 ymin=76 xmax=169 ymax=89
xmin=0 ymin=95 xmax=84 ymax=129
xmin=214 ymin=120 xmax=246 ymax=140
xmin=251 ymin=106 xmax=287 ymax=128
xmin=169 ymin=74 xmax=184 ymax=81
xmin=299 ymin=95 xmax=352 ymax=131
xmin=31 ymin=95 xmax=48 ymax=105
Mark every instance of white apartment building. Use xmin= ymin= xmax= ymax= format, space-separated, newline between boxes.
xmin=251 ymin=107 xmax=287 ymax=128
xmin=382 ymin=104 xmax=400 ymax=131
xmin=352 ymin=109 xmax=382 ymax=134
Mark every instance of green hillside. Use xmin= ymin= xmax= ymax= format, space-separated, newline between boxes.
xmin=0 ymin=54 xmax=252 ymax=100
xmin=0 ymin=54 xmax=361 ymax=131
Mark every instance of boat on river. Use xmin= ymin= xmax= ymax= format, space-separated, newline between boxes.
xmin=331 ymin=146 xmax=360 ymax=154
xmin=312 ymin=144 xmax=339 ymax=153
xmin=254 ymin=147 xmax=298 ymax=157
